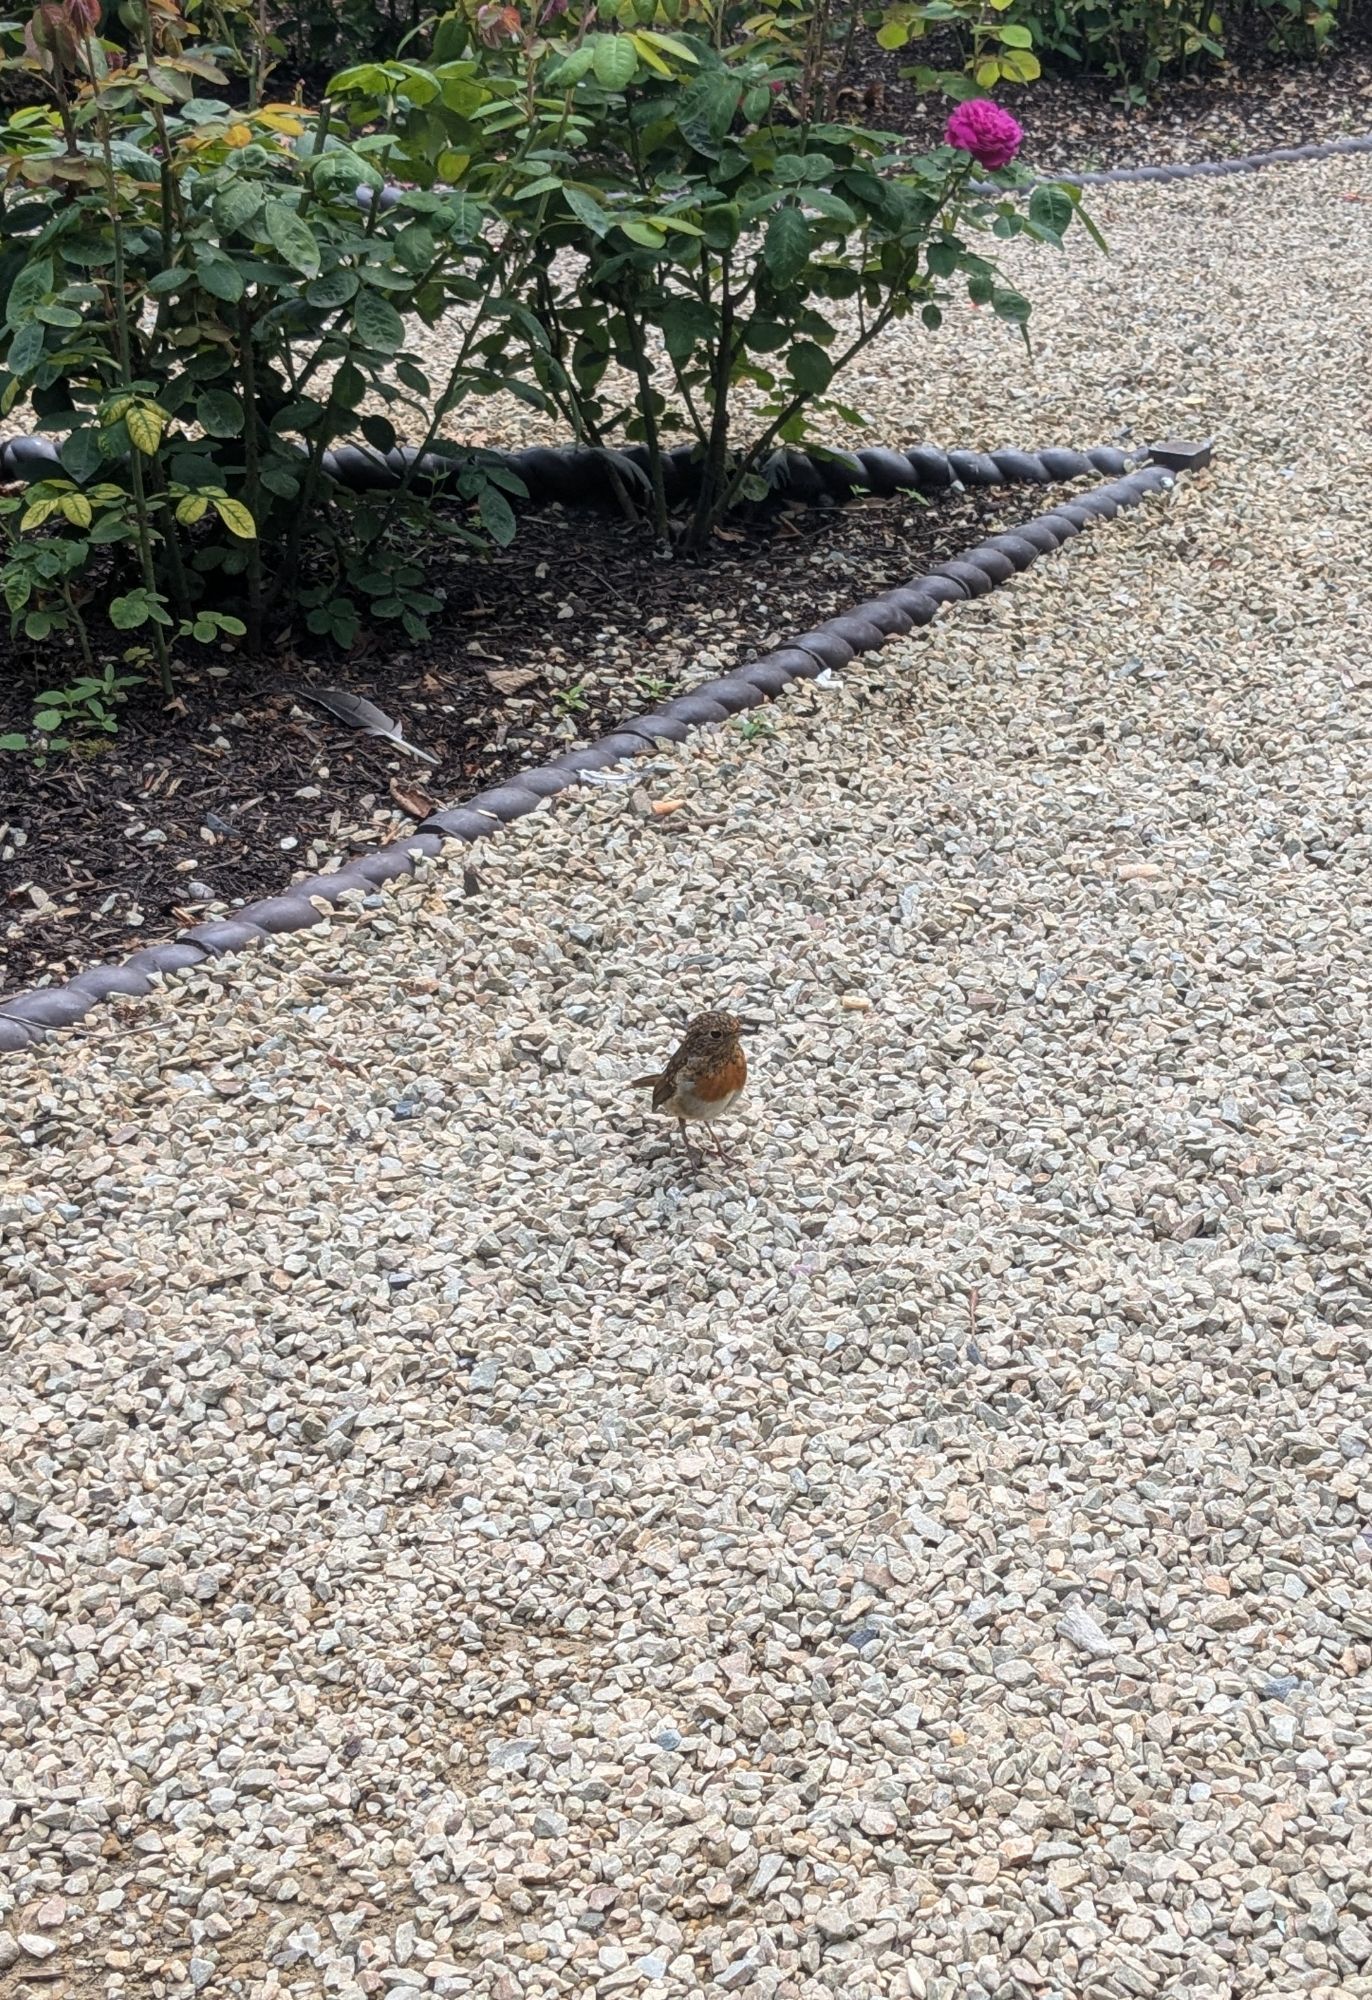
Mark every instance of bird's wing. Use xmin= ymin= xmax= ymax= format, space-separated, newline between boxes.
xmin=653 ymin=1041 xmax=690 ymax=1109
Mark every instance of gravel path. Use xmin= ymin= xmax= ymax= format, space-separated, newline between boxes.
xmin=3 ymin=156 xmax=1371 ymax=2000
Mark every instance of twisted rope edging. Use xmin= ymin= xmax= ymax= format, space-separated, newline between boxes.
xmin=975 ymin=130 xmax=1372 ymax=195
xmin=0 ymin=444 xmax=1196 ymax=1052
xmin=0 ymin=433 xmax=1142 ymax=511
xmin=364 ymin=132 xmax=1372 ymax=215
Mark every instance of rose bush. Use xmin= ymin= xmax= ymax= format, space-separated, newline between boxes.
xmin=375 ymin=0 xmax=1092 ymax=550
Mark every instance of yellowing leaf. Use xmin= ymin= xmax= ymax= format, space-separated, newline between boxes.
xmin=634 ymin=27 xmax=696 ymax=61
xmin=175 ymin=494 xmax=209 ymax=525
xmin=19 ymin=497 xmax=58 ymax=530
xmin=58 ymin=492 xmax=92 ymax=526
xmin=629 ymin=33 xmax=671 ymax=75
xmin=974 ymin=55 xmax=1002 ymax=86
xmin=256 ymin=109 xmax=305 ymax=135
xmin=225 ymin=122 xmax=253 ymax=147
xmin=211 ymin=495 xmax=256 ymax=538
xmin=125 ymin=403 xmax=165 ymax=454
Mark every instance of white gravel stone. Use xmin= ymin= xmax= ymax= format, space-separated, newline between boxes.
xmin=3 ymin=152 xmax=1372 ymax=2000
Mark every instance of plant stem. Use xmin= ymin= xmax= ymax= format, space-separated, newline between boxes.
xmin=621 ymin=306 xmax=671 ymax=546
xmin=91 ymin=90 xmax=175 ymax=695
xmin=238 ymin=300 xmax=267 ymax=651
xmin=687 ymin=261 xmax=735 ymax=553
xmin=61 ymin=584 xmax=95 ymax=670
xmin=532 ymin=264 xmax=626 ymax=476
xmin=144 ymin=457 xmax=195 ymax=624
xmin=128 ymin=455 xmax=174 ymax=698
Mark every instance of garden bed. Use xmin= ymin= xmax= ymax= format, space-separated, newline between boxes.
xmin=849 ymin=39 xmax=1372 ymax=170
xmin=0 ymin=482 xmax=1037 ymax=996
xmin=4 ymin=0 xmax=1370 ymax=1007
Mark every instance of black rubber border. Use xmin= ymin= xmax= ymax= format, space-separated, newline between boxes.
xmin=0 ymin=434 xmax=1139 ymax=513
xmin=979 ymin=130 xmax=1372 ymax=192
xmin=0 ymin=450 xmax=1186 ymax=1051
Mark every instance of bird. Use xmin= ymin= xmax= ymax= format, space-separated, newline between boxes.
xmin=629 ymin=1010 xmax=751 ymax=1160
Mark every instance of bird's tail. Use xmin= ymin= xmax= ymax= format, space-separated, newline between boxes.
xmin=628 ymin=1073 xmax=661 ymax=1090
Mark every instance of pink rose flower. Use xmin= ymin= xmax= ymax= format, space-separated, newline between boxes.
xmin=945 ymin=99 xmax=1024 ymax=172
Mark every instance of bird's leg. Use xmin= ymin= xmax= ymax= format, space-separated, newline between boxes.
xmin=678 ymin=1118 xmax=702 ymax=1165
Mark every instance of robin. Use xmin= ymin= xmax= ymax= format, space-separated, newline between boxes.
xmin=630 ymin=1010 xmax=751 ymax=1160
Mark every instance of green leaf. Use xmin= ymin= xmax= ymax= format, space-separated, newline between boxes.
xmin=660 ymin=298 xmax=716 ymax=361
xmin=806 ymin=191 xmax=858 ymax=228
xmin=621 ymin=220 xmax=664 ymax=248
xmin=196 ymin=389 xmax=244 ymax=437
xmin=109 ymin=593 xmax=151 ymax=630
xmin=992 ymin=287 xmax=1031 ymax=325
xmin=59 ymin=428 xmax=104 ymax=483
xmin=564 ymin=186 xmax=613 ymax=237
xmin=998 ymin=21 xmax=1034 ymax=45
xmin=265 ymin=199 xmax=322 ymax=279
xmin=6 ymin=321 xmax=47 ymax=376
xmin=5 ymin=257 xmax=53 ymax=331
xmin=592 ymin=34 xmax=639 ymax=88
xmin=196 ymin=254 xmax=245 ymax=304
xmin=213 ymin=181 xmax=263 ymax=235
xmin=147 ymin=267 xmax=191 ymax=297
xmin=34 ymin=709 xmax=63 ymax=732
xmin=260 ymin=466 xmax=300 ymax=500
xmin=677 ymin=74 xmax=742 ymax=156
xmin=478 ymin=485 xmax=517 ymax=546
xmin=786 ymin=341 xmax=832 ymax=393
xmin=927 ymin=238 xmax=960 ymax=278
xmin=764 ymin=207 xmax=812 ymax=289
xmin=1028 ymin=185 xmax=1074 ymax=240
xmin=271 ymin=399 xmax=326 ymax=435
xmin=549 ymin=45 xmax=595 ymax=84
xmin=353 ymin=288 xmax=405 ymax=355
xmin=331 ymin=361 xmax=367 ymax=411
xmin=875 ymin=18 xmax=909 ymax=47
xmin=360 ymin=414 xmax=397 ymax=453
xmin=441 ymin=195 xmax=485 ymax=240
xmin=394 ymin=223 xmax=437 ymax=275
xmin=306 ymin=268 xmax=359 ymax=308
xmin=742 ymin=317 xmax=787 ymax=353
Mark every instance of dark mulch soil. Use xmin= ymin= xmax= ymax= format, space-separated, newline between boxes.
xmin=0 ymin=485 xmax=1043 ymax=997
xmin=854 ymin=41 xmax=1372 ymax=173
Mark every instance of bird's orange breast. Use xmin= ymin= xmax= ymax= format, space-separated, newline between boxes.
xmin=690 ymin=1048 xmax=747 ymax=1103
